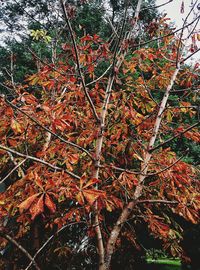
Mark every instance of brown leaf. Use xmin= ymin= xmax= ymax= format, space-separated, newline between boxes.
xmin=11 ymin=119 xmax=23 ymax=134
xmin=30 ymin=195 xmax=44 ymax=220
xmin=45 ymin=194 xmax=56 ymax=213
xmin=180 ymin=1 xmax=184 ymax=13
xmin=83 ymin=189 xmax=105 ymax=205
xmin=76 ymin=192 xmax=85 ymax=205
xmin=18 ymin=193 xmax=39 ymax=213
xmin=83 ymin=178 xmax=99 ymax=189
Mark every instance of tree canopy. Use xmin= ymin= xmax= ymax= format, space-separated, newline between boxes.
xmin=0 ymin=1 xmax=199 ymax=270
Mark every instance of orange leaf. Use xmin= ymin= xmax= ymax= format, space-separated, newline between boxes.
xmin=105 ymin=200 xmax=113 ymax=212
xmin=76 ymin=192 xmax=85 ymax=205
xmin=45 ymin=194 xmax=56 ymax=213
xmin=18 ymin=193 xmax=39 ymax=213
xmin=79 ymin=175 xmax=87 ymax=189
xmin=83 ymin=178 xmax=99 ymax=189
xmin=185 ymin=208 xmax=197 ymax=224
xmin=11 ymin=119 xmax=23 ymax=134
xmin=83 ymin=189 xmax=105 ymax=205
xmin=34 ymin=172 xmax=43 ymax=190
xmin=7 ymin=138 xmax=18 ymax=147
xmin=68 ymin=154 xmax=79 ymax=164
xmin=110 ymin=195 xmax=123 ymax=209
xmin=30 ymin=195 xmax=44 ymax=220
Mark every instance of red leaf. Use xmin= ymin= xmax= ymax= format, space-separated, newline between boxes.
xmin=68 ymin=153 xmax=79 ymax=164
xmin=30 ymin=195 xmax=44 ymax=220
xmin=83 ymin=178 xmax=99 ymax=189
xmin=18 ymin=193 xmax=40 ymax=213
xmin=76 ymin=192 xmax=85 ymax=205
xmin=45 ymin=194 xmax=56 ymax=213
xmin=81 ymin=35 xmax=93 ymax=42
xmin=34 ymin=172 xmax=43 ymax=190
xmin=83 ymin=189 xmax=105 ymax=205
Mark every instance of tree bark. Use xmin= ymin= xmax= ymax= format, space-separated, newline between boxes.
xmin=102 ymin=64 xmax=180 ymax=269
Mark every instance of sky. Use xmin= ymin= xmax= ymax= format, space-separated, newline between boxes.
xmin=156 ymin=0 xmax=200 ymax=62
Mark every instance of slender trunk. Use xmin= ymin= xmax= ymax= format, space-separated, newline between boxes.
xmin=103 ymin=65 xmax=180 ymax=269
xmin=96 ymin=1 xmax=143 ymax=269
xmin=93 ymin=75 xmax=115 ymax=268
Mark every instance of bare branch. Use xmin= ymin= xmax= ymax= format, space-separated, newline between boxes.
xmin=86 ymin=64 xmax=112 ymax=86
xmin=147 ymin=150 xmax=189 ymax=176
xmin=181 ymin=47 xmax=200 ymax=63
xmin=0 ymin=145 xmax=80 ymax=180
xmin=25 ymin=221 xmax=86 ymax=270
xmin=105 ymin=16 xmax=119 ymax=38
xmin=140 ymin=71 xmax=158 ymax=106
xmin=104 ymin=1 xmax=143 ymax=268
xmin=137 ymin=199 xmax=178 ymax=204
xmin=0 ymin=232 xmax=40 ymax=270
xmin=141 ymin=0 xmax=173 ymax=11
xmin=150 ymin=121 xmax=200 ymax=152
xmin=133 ymin=16 xmax=200 ymax=48
xmin=0 ymin=158 xmax=27 ymax=185
xmin=176 ymin=1 xmax=198 ymax=67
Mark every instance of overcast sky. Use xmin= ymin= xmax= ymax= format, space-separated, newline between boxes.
xmin=156 ymin=0 xmax=200 ymax=62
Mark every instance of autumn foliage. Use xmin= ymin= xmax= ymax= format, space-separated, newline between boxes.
xmin=0 ymin=1 xmax=200 ymax=269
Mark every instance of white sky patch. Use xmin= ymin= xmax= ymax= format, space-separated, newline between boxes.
xmin=156 ymin=0 xmax=200 ymax=63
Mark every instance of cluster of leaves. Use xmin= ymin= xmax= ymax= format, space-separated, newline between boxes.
xmin=0 ymin=1 xmax=199 ymax=269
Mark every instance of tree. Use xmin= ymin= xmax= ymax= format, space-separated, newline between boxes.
xmin=0 ymin=0 xmax=158 ymax=93
xmin=0 ymin=0 xmax=200 ymax=269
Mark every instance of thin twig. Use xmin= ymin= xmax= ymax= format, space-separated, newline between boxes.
xmin=140 ymin=71 xmax=158 ymax=106
xmin=60 ymin=0 xmax=100 ymax=123
xmin=86 ymin=64 xmax=112 ymax=86
xmin=25 ymin=221 xmax=86 ymax=270
xmin=181 ymin=47 xmax=200 ymax=63
xmin=150 ymin=121 xmax=200 ymax=152
xmin=0 ymin=144 xmax=80 ymax=180
xmin=0 ymin=232 xmax=40 ymax=270
xmin=141 ymin=0 xmax=173 ymax=11
xmin=137 ymin=199 xmax=178 ymax=204
xmin=2 ymin=96 xmax=93 ymax=160
xmin=0 ymin=158 xmax=27 ymax=185
xmin=175 ymin=0 xmax=197 ymax=67
xmin=133 ymin=16 xmax=200 ymax=48
xmin=147 ymin=150 xmax=188 ymax=176
xmin=105 ymin=16 xmax=119 ymax=38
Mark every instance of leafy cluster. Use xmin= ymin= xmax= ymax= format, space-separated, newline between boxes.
xmin=0 ymin=1 xmax=199 ymax=269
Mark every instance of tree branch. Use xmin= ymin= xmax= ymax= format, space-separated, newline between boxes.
xmin=0 ymin=158 xmax=27 ymax=185
xmin=181 ymin=47 xmax=200 ymax=64
xmin=2 ymin=96 xmax=93 ymax=160
xmin=141 ymin=0 xmax=173 ymax=11
xmin=175 ymin=0 xmax=197 ymax=67
xmin=0 ymin=145 xmax=80 ymax=180
xmin=104 ymin=1 xmax=143 ymax=268
xmin=86 ymin=64 xmax=112 ymax=86
xmin=60 ymin=0 xmax=100 ymax=123
xmin=150 ymin=121 xmax=200 ymax=153
xmin=133 ymin=16 xmax=200 ymax=48
xmin=0 ymin=232 xmax=40 ymax=270
xmin=25 ymin=221 xmax=86 ymax=270
xmin=137 ymin=199 xmax=178 ymax=204
xmin=147 ymin=149 xmax=189 ymax=176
